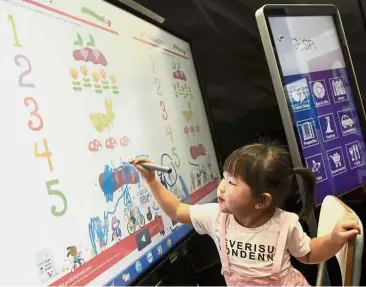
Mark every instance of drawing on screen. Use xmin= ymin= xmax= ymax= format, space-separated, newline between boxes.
xmin=120 ymin=136 xmax=131 ymax=147
xmin=183 ymin=103 xmax=193 ymax=122
xmin=73 ymin=33 xmax=107 ymax=65
xmin=111 ymin=216 xmax=122 ymax=242
xmin=146 ymin=207 xmax=152 ymax=221
xmin=105 ymin=137 xmax=118 ymax=149
xmin=90 ymin=99 xmax=115 ymax=132
xmin=88 ymin=136 xmax=130 ymax=152
xmin=70 ymin=33 xmax=119 ymax=94
xmin=126 ymin=207 xmax=145 ymax=235
xmin=158 ymin=153 xmax=178 ymax=188
xmin=99 ymin=163 xmax=139 ymax=202
xmin=90 ymin=169 xmax=136 ymax=255
xmin=81 ymin=7 xmax=112 ymax=27
xmin=190 ymin=144 xmax=206 ymax=160
xmin=190 ymin=162 xmax=208 ymax=187
xmin=172 ymin=61 xmax=192 ymax=98
xmin=66 ymin=246 xmax=85 ymax=272
xmin=184 ymin=125 xmax=200 ymax=136
xmin=36 ymin=249 xmax=56 ymax=282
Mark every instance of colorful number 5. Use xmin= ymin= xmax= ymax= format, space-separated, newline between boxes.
xmin=46 ymin=179 xmax=68 ymax=216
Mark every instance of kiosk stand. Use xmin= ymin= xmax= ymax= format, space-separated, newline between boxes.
xmin=256 ymin=4 xmax=366 ymax=285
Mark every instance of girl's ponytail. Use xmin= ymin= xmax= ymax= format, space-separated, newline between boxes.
xmin=293 ymin=167 xmax=316 ymax=220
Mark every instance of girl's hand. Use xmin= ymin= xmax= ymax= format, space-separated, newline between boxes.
xmin=131 ymin=157 xmax=156 ymax=183
xmin=331 ymin=213 xmax=360 ymax=245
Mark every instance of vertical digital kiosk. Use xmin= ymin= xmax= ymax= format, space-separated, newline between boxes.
xmin=256 ymin=5 xmax=366 ymax=284
xmin=256 ymin=4 xmax=366 ymax=207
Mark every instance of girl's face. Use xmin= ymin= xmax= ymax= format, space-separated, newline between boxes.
xmin=217 ymin=172 xmax=257 ymax=214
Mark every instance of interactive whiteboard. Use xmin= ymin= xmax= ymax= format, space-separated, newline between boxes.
xmin=0 ymin=0 xmax=220 ymax=285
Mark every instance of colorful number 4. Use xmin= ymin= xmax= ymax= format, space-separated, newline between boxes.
xmin=34 ymin=138 xmax=54 ymax=172
xmin=166 ymin=124 xmax=174 ymax=143
xmin=46 ymin=179 xmax=68 ymax=216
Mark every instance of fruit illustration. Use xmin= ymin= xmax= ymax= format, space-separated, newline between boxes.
xmin=73 ymin=33 xmax=108 ymax=66
xmin=89 ymin=99 xmax=115 ymax=132
xmin=100 ymin=70 xmax=107 ymax=80
xmin=80 ymin=65 xmax=88 ymax=76
xmin=70 ymin=68 xmax=78 ymax=79
xmin=92 ymin=72 xmax=99 ymax=83
xmin=183 ymin=103 xmax=193 ymax=122
xmin=109 ymin=75 xmax=116 ymax=84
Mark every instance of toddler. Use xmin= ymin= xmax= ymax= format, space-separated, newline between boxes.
xmin=132 ymin=143 xmax=359 ymax=286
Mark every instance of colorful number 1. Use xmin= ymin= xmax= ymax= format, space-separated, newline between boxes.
xmin=8 ymin=15 xmax=22 ymax=48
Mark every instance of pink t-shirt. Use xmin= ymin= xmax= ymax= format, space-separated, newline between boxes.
xmin=190 ymin=203 xmax=311 ymax=277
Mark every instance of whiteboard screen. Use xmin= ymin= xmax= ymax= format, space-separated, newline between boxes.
xmin=0 ymin=0 xmax=220 ymax=285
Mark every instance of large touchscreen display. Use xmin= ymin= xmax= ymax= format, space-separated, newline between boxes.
xmin=268 ymin=16 xmax=366 ymax=204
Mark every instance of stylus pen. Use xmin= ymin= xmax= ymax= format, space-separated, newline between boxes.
xmin=139 ymin=163 xmax=172 ymax=173
xmin=125 ymin=161 xmax=172 ymax=174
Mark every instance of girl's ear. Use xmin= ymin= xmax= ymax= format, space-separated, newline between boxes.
xmin=255 ymin=193 xmax=272 ymax=209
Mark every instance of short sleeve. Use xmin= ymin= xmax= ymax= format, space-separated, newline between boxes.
xmin=287 ymin=214 xmax=311 ymax=258
xmin=189 ymin=203 xmax=218 ymax=235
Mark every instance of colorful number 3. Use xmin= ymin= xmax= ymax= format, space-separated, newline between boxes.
xmin=24 ymin=97 xmax=43 ymax=131
xmin=160 ymin=101 xmax=168 ymax=120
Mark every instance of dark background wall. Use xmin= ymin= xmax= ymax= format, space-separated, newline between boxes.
xmin=135 ymin=0 xmax=366 ymax=161
xmin=131 ymin=0 xmax=366 ymax=285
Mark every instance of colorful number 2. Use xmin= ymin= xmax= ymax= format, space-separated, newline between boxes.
xmin=14 ymin=55 xmax=35 ymax=88
xmin=46 ymin=179 xmax=67 ymax=217
xmin=24 ymin=97 xmax=43 ymax=131
xmin=155 ymin=77 xmax=162 ymax=96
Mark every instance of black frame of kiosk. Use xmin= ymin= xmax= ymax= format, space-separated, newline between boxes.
xmin=256 ymin=4 xmax=366 ymax=206
xmin=100 ymin=0 xmax=223 ymax=285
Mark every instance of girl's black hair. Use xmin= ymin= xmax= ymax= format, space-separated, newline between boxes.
xmin=223 ymin=143 xmax=315 ymax=220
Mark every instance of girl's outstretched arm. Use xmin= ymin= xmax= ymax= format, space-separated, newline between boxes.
xmin=132 ymin=158 xmax=192 ymax=225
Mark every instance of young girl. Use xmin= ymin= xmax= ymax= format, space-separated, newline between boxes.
xmin=132 ymin=143 xmax=360 ymax=286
